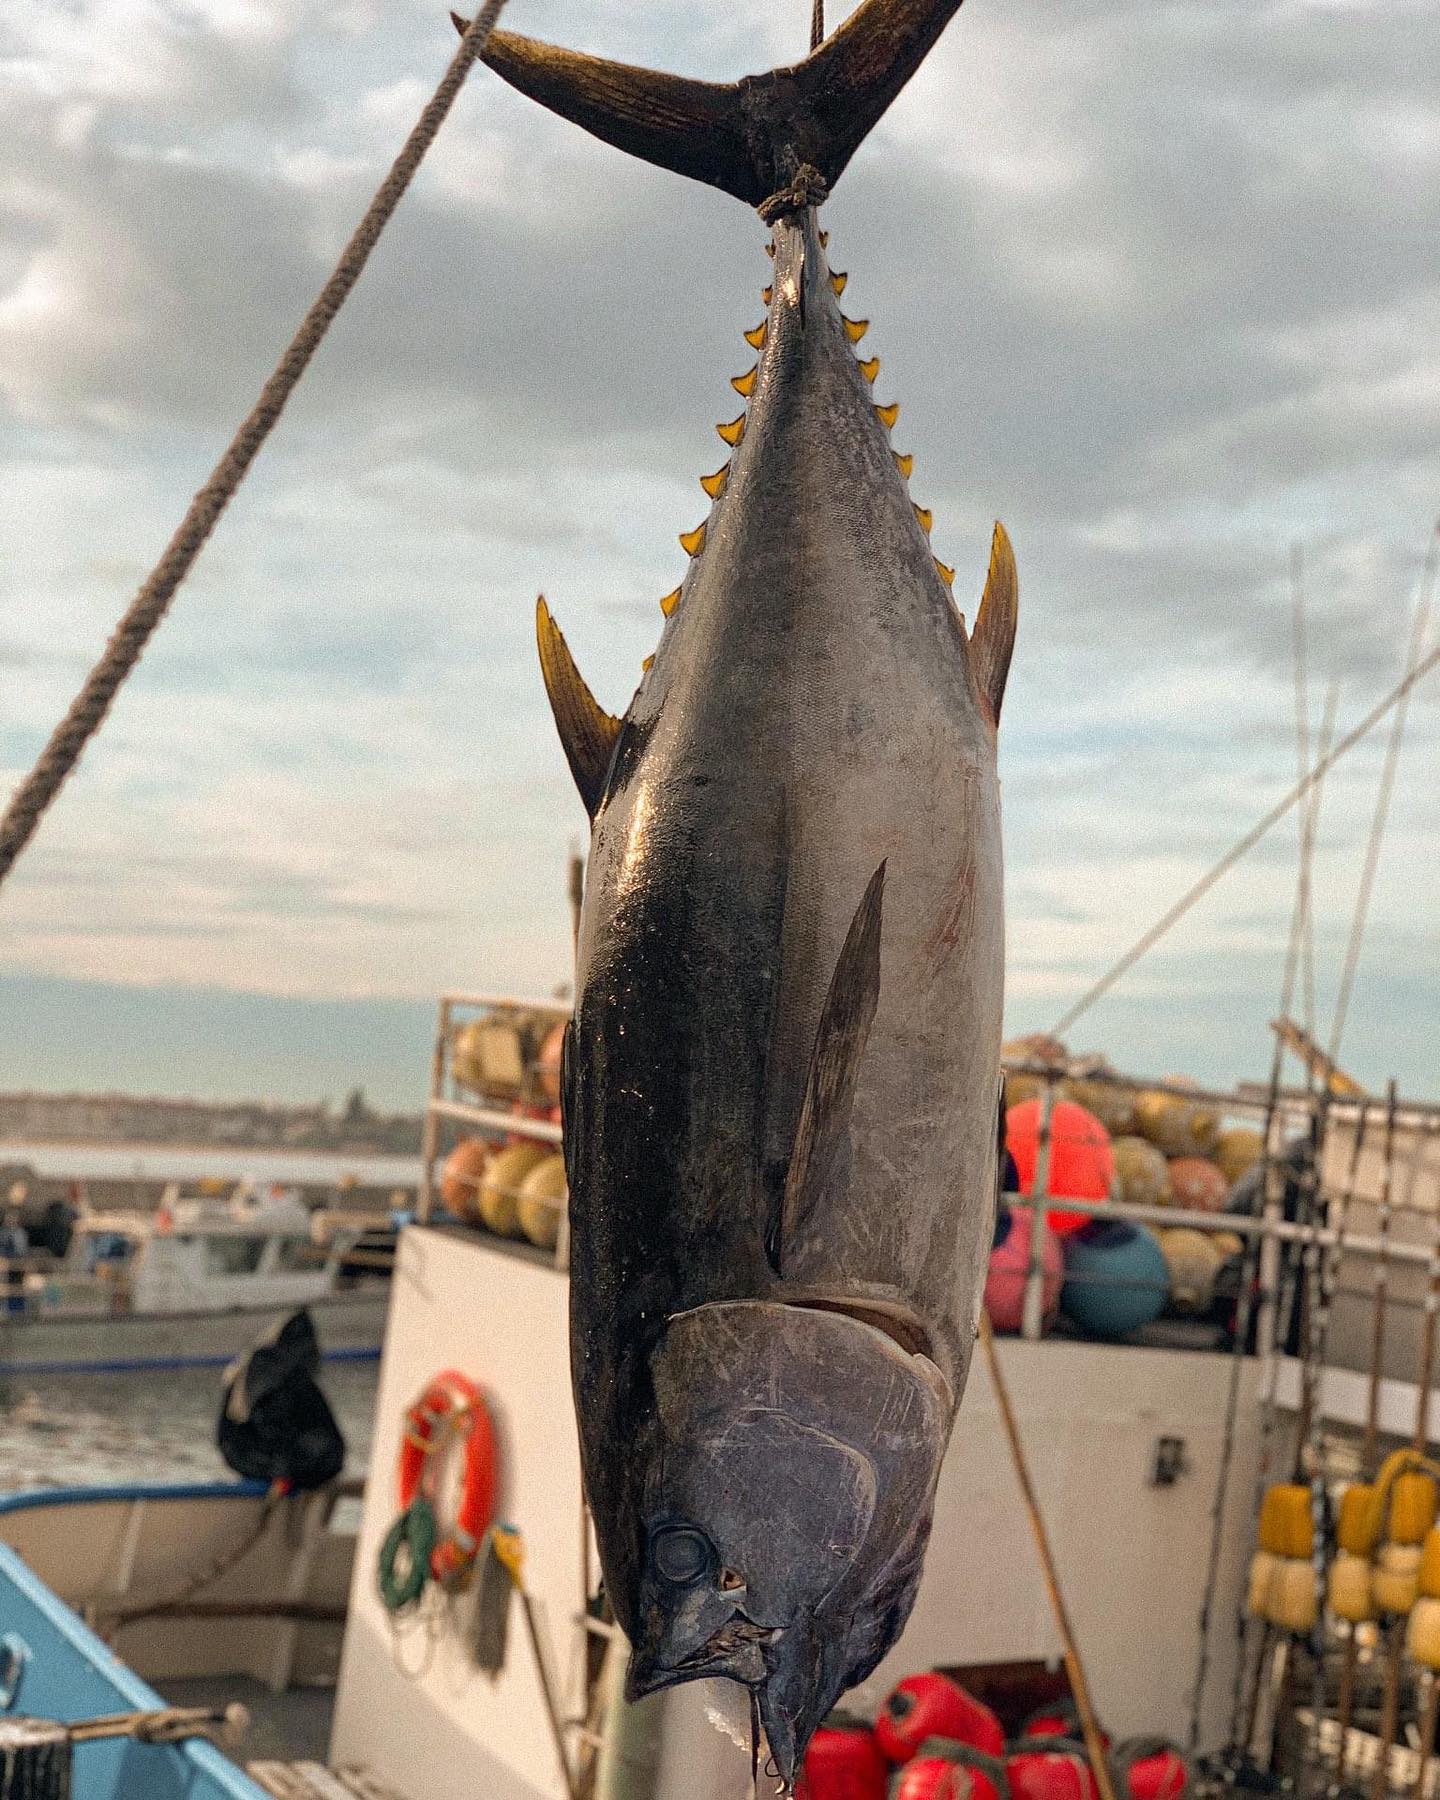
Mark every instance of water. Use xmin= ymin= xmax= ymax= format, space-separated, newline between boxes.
xmin=4 ymin=1140 xmax=421 ymax=1191
xmin=0 ymin=1358 xmax=380 ymax=1493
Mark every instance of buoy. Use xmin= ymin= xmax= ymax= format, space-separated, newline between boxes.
xmin=1006 ymin=1739 xmax=1099 ymax=1800
xmin=1065 ymin=1079 xmax=1137 ymax=1140
xmin=1408 ymin=1597 xmax=1440 ymax=1670
xmin=1419 ymin=1526 xmax=1440 ymax=1598
xmin=1337 ymin=1482 xmax=1380 ymax=1557
xmin=874 ymin=1674 xmax=1005 ymax=1764
xmin=1157 ymin=1229 xmax=1223 ymax=1314
xmin=1006 ymin=1098 xmax=1114 ymax=1235
xmin=1164 ymin=1158 xmax=1228 ymax=1214
xmin=505 ymin=1098 xmax=556 ymax=1146
xmin=1264 ymin=1558 xmax=1317 ymax=1633
xmin=1059 ymin=1219 xmax=1169 ymax=1338
xmin=894 ymin=1741 xmax=1009 ymax=1800
xmin=1246 ymin=1551 xmax=1277 ymax=1619
xmin=1258 ymin=1484 xmax=1314 ymax=1559
xmin=1389 ymin=1471 xmax=1438 ymax=1545
xmin=798 ymin=1716 xmax=890 ymax=1800
xmin=1133 ymin=1091 xmax=1205 ymax=1158
xmin=1373 ymin=1542 xmax=1422 ymax=1616
xmin=478 ymin=1143 xmax=548 ymax=1238
xmin=1328 ymin=1550 xmax=1375 ymax=1623
xmin=1211 ymin=1231 xmax=1244 ymax=1261
xmin=1019 ymin=1706 xmax=1107 ymax=1749
xmin=984 ymin=1209 xmax=1061 ymax=1335
xmin=516 ymin=1154 xmax=566 ymax=1250
xmin=1110 ymin=1137 xmax=1171 ymax=1209
xmin=1214 ymin=1127 xmax=1263 ymax=1186
xmin=440 ymin=1137 xmax=491 ymax=1222
xmin=1113 ymin=1739 xmax=1189 ymax=1800
xmin=536 ymin=1021 xmax=566 ymax=1103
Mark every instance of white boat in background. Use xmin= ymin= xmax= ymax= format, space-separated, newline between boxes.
xmin=0 ymin=1185 xmax=391 ymax=1375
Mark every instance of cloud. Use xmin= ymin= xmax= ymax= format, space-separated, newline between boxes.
xmin=0 ymin=0 xmax=1437 ymax=1101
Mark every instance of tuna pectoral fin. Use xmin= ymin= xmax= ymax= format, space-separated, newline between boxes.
xmin=971 ymin=523 xmax=1018 ymax=727
xmin=768 ymin=863 xmax=885 ymax=1275
xmin=536 ymin=597 xmax=621 ymax=818
xmin=454 ymin=0 xmax=966 ymax=209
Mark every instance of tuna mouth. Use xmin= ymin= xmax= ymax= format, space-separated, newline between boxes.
xmin=779 ymin=1295 xmax=954 ymax=1408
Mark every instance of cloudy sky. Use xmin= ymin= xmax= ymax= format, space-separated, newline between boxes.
xmin=1 ymin=0 xmax=1436 ymax=1112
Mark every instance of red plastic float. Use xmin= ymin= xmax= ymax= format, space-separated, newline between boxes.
xmin=1006 ymin=1099 xmax=1114 ymax=1235
xmin=797 ymin=1718 xmax=889 ymax=1800
xmin=1006 ymin=1739 xmax=1100 ymax=1800
xmin=875 ymin=1674 xmax=1005 ymax=1764
xmin=893 ymin=1742 xmax=1009 ymax=1800
xmin=1113 ymin=1740 xmax=1189 ymax=1800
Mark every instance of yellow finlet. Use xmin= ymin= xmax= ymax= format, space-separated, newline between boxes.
xmin=913 ymin=505 xmax=933 ymax=534
xmin=858 ymin=356 xmax=880 ymax=384
xmin=641 ymin=653 xmax=655 ymax=672
xmin=765 ymin=240 xmax=775 ymax=259
xmin=699 ymin=463 xmax=730 ymax=499
xmin=893 ymin=451 xmax=914 ymax=479
xmin=744 ymin=322 xmax=767 ymax=349
xmin=762 ymin=284 xmax=773 ymax=304
xmin=819 ymin=229 xmax=829 ymax=247
xmin=934 ymin=558 xmax=955 ymax=586
xmin=843 ymin=316 xmax=869 ymax=344
xmin=679 ymin=522 xmax=707 ymax=557
xmin=875 ymin=401 xmax=900 ymax=430
xmin=830 ymin=271 xmax=848 ymax=296
xmin=659 ymin=586 xmax=682 ymax=617
xmin=731 ymin=366 xmax=758 ymax=398
xmin=717 ymin=414 xmax=746 ymax=446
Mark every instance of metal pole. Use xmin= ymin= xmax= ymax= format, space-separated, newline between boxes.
xmin=1022 ymin=1075 xmax=1058 ymax=1340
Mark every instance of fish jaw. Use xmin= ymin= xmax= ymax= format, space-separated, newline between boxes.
xmin=622 ymin=1299 xmax=951 ymax=1782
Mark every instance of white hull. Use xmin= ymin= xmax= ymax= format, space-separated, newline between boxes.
xmin=0 ymin=1288 xmax=388 ymax=1375
xmin=332 ymin=1224 xmax=1266 ymax=1800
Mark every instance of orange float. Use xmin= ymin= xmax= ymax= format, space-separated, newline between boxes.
xmin=1006 ymin=1098 xmax=1113 ymax=1235
xmin=440 ymin=1137 xmax=491 ymax=1220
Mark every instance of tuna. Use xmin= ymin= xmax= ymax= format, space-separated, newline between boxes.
xmin=465 ymin=0 xmax=1018 ymax=1779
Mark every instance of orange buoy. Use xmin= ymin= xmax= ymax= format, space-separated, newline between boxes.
xmin=440 ymin=1137 xmax=492 ymax=1221
xmin=1165 ymin=1157 xmax=1228 ymax=1213
xmin=1006 ymin=1098 xmax=1113 ymax=1235
xmin=536 ymin=1022 xmax=566 ymax=1103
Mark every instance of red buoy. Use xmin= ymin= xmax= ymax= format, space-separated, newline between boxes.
xmin=875 ymin=1674 xmax=1005 ymax=1764
xmin=894 ymin=1741 xmax=1008 ymax=1800
xmin=1006 ymin=1739 xmax=1100 ymax=1800
xmin=1113 ymin=1739 xmax=1189 ymax=1800
xmin=1006 ymin=1099 xmax=1113 ymax=1235
xmin=797 ymin=1718 xmax=889 ymax=1800
xmin=984 ymin=1209 xmax=1061 ymax=1334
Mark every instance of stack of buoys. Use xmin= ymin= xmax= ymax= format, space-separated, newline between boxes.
xmin=1247 ymin=1482 xmax=1316 ymax=1632
xmin=1059 ymin=1220 xmax=1169 ymax=1340
xmin=1329 ymin=1479 xmax=1378 ymax=1626
xmin=1373 ymin=1459 xmax=1438 ymax=1620
xmin=874 ymin=1675 xmax=1006 ymax=1764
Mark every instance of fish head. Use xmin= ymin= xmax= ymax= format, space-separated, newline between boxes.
xmin=625 ymin=1298 xmax=951 ymax=1784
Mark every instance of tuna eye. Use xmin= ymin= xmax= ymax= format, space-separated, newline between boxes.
xmin=651 ymin=1525 xmax=714 ymax=1584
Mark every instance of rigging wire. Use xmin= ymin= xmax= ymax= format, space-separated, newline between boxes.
xmin=811 ymin=0 xmax=825 ymax=51
xmin=1325 ymin=522 xmax=1439 ymax=1070
xmin=0 ymin=0 xmax=511 ymax=895
xmin=1289 ymin=546 xmax=1317 ymax=1039
xmin=1049 ymin=599 xmax=1440 ymax=1042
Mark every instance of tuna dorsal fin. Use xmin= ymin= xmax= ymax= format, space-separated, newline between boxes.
xmin=970 ymin=522 xmax=1018 ymax=727
xmin=769 ymin=862 xmax=885 ymax=1276
xmin=453 ymin=0 xmax=968 ymax=210
xmin=535 ymin=596 xmax=621 ymax=818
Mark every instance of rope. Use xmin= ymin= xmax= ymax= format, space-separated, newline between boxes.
xmin=1050 ymin=623 xmax=1440 ymax=1040
xmin=811 ymin=0 xmax=825 ymax=51
xmin=0 ymin=0 xmax=510 ymax=895
xmin=758 ymin=163 xmax=829 ymax=223
xmin=92 ymin=1484 xmax=283 ymax=1631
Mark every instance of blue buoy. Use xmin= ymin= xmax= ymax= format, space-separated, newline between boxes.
xmin=1060 ymin=1218 xmax=1169 ymax=1338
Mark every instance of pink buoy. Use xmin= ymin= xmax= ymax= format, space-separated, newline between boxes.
xmin=985 ymin=1209 xmax=1060 ymax=1334
xmin=1006 ymin=1099 xmax=1113 ymax=1235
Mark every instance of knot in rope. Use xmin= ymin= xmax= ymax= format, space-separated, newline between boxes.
xmin=757 ymin=163 xmax=828 ymax=224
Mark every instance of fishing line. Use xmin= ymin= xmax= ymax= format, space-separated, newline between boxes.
xmin=0 ymin=0 xmax=511 ymax=894
xmin=1050 ymin=581 xmax=1440 ymax=1041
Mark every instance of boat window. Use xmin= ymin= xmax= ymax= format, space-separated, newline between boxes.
xmin=274 ymin=1237 xmax=327 ymax=1272
xmin=204 ymin=1235 xmax=268 ymax=1276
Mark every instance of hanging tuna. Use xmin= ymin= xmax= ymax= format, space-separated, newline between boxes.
xmin=458 ymin=0 xmax=1019 ymax=1780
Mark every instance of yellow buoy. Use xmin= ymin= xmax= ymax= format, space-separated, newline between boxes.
xmin=516 ymin=1154 xmax=567 ymax=1251
xmin=478 ymin=1143 xmax=548 ymax=1239
xmin=1338 ymin=1483 xmax=1380 ymax=1557
xmin=1258 ymin=1483 xmax=1314 ymax=1559
xmin=1158 ymin=1228 xmax=1223 ymax=1314
xmin=1373 ymin=1542 xmax=1423 ymax=1616
xmin=1408 ymin=1597 xmax=1440 ymax=1670
xmin=1329 ymin=1550 xmax=1375 ymax=1623
xmin=1111 ymin=1136 xmax=1172 ymax=1208
xmin=1212 ymin=1230 xmax=1244 ymax=1260
xmin=1004 ymin=1072 xmax=1043 ymax=1112
xmin=1214 ymin=1127 xmax=1264 ymax=1186
xmin=1390 ymin=1472 xmax=1438 ymax=1546
xmin=1265 ymin=1558 xmax=1317 ymax=1633
xmin=1419 ymin=1526 xmax=1440 ymax=1598
xmin=1247 ymin=1550 xmax=1278 ymax=1618
xmin=1066 ymin=1079 xmax=1137 ymax=1139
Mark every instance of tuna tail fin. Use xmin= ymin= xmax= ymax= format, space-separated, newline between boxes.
xmin=453 ymin=0 xmax=968 ymax=211
xmin=536 ymin=596 xmax=621 ymax=818
xmin=769 ymin=862 xmax=885 ymax=1275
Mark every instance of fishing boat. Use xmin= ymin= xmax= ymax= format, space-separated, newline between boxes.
xmin=0 ymin=1185 xmax=390 ymax=1378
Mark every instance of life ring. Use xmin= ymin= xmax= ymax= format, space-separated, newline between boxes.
xmin=397 ymin=1370 xmax=498 ymax=1589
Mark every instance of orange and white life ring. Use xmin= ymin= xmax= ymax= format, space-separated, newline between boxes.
xmin=398 ymin=1370 xmax=498 ymax=1588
